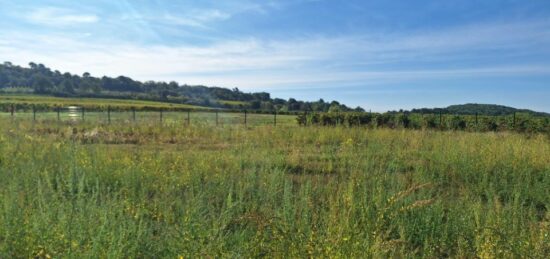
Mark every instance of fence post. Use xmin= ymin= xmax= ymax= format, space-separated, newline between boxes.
xmin=132 ymin=107 xmax=136 ymax=122
xmin=160 ymin=109 xmax=163 ymax=123
xmin=187 ymin=110 xmax=190 ymax=126
xmin=439 ymin=111 xmax=443 ymax=128
xmin=10 ymin=104 xmax=14 ymax=117
xmin=244 ymin=110 xmax=247 ymax=126
xmin=475 ymin=113 xmax=478 ymax=130
xmin=33 ymin=105 xmax=36 ymax=121
xmin=107 ymin=106 xmax=111 ymax=124
xmin=513 ymin=112 xmax=516 ymax=129
xmin=81 ymin=107 xmax=85 ymax=121
xmin=215 ymin=110 xmax=219 ymax=126
xmin=274 ymin=112 xmax=277 ymax=126
xmin=57 ymin=106 xmax=60 ymax=122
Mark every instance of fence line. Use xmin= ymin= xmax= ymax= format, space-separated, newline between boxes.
xmin=2 ymin=105 xmax=295 ymax=127
xmin=2 ymin=105 xmax=549 ymax=133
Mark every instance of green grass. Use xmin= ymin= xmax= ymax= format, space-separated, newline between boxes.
xmin=0 ymin=118 xmax=548 ymax=257
xmin=0 ymin=94 xmax=207 ymax=110
xmin=1 ymin=110 xmax=297 ymax=127
xmin=217 ymin=100 xmax=248 ymax=106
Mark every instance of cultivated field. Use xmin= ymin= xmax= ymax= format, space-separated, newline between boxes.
xmin=0 ymin=118 xmax=549 ymax=257
xmin=0 ymin=95 xmax=206 ymax=110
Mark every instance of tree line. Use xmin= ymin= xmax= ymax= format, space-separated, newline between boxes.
xmin=0 ymin=62 xmax=364 ymax=112
xmin=408 ymin=104 xmax=549 ymax=117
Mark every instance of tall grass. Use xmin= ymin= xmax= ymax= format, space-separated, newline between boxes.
xmin=0 ymin=119 xmax=548 ymax=257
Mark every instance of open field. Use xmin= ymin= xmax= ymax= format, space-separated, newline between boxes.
xmin=0 ymin=111 xmax=297 ymax=127
xmin=0 ymin=118 xmax=548 ymax=257
xmin=0 ymin=95 xmax=207 ymax=110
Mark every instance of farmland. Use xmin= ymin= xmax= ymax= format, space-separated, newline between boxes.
xmin=0 ymin=116 xmax=548 ymax=257
xmin=0 ymin=95 xmax=207 ymax=111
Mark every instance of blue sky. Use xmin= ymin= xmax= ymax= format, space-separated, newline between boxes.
xmin=1 ymin=0 xmax=550 ymax=112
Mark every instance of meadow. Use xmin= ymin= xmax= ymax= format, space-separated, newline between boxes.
xmin=0 ymin=117 xmax=548 ymax=258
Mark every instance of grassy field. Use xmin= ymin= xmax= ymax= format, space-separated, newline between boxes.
xmin=1 ymin=110 xmax=297 ymax=127
xmin=0 ymin=118 xmax=549 ymax=257
xmin=0 ymin=95 xmax=207 ymax=110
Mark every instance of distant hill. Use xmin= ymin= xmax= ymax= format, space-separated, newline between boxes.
xmin=0 ymin=61 xmax=363 ymax=112
xmin=410 ymin=104 xmax=550 ymax=117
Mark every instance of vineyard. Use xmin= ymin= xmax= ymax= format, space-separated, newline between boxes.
xmin=2 ymin=95 xmax=549 ymax=134
xmin=298 ymin=112 xmax=550 ymax=134
xmin=0 ymin=95 xmax=208 ymax=111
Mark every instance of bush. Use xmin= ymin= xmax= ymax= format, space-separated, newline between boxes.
xmin=295 ymin=112 xmax=550 ymax=134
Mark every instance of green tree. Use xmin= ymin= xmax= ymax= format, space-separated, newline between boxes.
xmin=328 ymin=103 xmax=341 ymax=113
xmin=32 ymin=75 xmax=54 ymax=94
xmin=59 ymin=79 xmax=75 ymax=94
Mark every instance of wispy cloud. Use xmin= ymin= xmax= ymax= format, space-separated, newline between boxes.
xmin=151 ymin=2 xmax=282 ymax=29
xmin=161 ymin=9 xmax=231 ymax=28
xmin=25 ymin=7 xmax=98 ymax=26
xmin=1 ymin=18 xmax=549 ymax=90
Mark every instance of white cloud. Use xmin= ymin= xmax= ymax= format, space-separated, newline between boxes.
xmin=25 ymin=7 xmax=98 ymax=26
xmin=161 ymin=9 xmax=230 ymax=28
xmin=1 ymin=19 xmax=549 ymax=90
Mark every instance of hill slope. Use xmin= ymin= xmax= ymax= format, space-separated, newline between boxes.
xmin=411 ymin=103 xmax=550 ymax=117
xmin=0 ymin=61 xmax=363 ymax=112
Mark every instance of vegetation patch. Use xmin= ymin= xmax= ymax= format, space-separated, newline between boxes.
xmin=0 ymin=118 xmax=548 ymax=257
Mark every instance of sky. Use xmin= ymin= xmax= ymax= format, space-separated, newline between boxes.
xmin=1 ymin=0 xmax=550 ymax=112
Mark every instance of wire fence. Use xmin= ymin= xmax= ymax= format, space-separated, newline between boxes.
xmin=0 ymin=105 xmax=298 ymax=127
xmin=2 ymin=104 xmax=550 ymax=134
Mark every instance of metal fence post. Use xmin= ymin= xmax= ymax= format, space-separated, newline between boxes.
xmin=215 ymin=110 xmax=219 ymax=126
xmin=274 ymin=112 xmax=277 ymax=126
xmin=81 ymin=107 xmax=85 ymax=121
xmin=132 ymin=107 xmax=136 ymax=122
xmin=107 ymin=106 xmax=111 ymax=124
xmin=475 ymin=112 xmax=478 ymax=130
xmin=160 ymin=109 xmax=163 ymax=123
xmin=10 ymin=104 xmax=14 ymax=117
xmin=57 ymin=107 xmax=60 ymax=122
xmin=187 ymin=110 xmax=190 ymax=126
xmin=33 ymin=105 xmax=36 ymax=121
xmin=244 ymin=110 xmax=247 ymax=126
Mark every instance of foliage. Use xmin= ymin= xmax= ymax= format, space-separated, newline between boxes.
xmin=410 ymin=103 xmax=550 ymax=117
xmin=297 ymin=112 xmax=550 ymax=134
